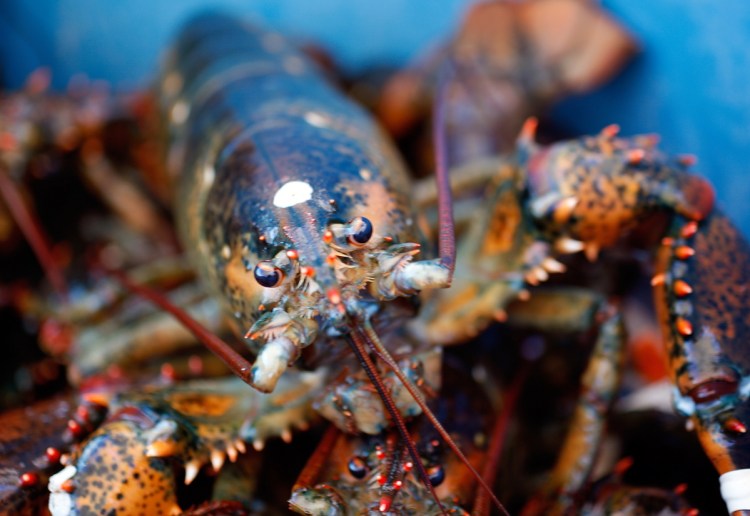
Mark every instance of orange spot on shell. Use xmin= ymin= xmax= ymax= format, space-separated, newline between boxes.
xmin=674 ymin=483 xmax=688 ymax=495
xmin=681 ymin=221 xmax=699 ymax=238
xmin=161 ymin=363 xmax=177 ymax=381
xmin=61 ymin=479 xmax=76 ymax=493
xmin=676 ymin=318 xmax=693 ymax=336
xmin=76 ymin=405 xmax=90 ymax=423
xmin=626 ymin=149 xmax=645 ymax=164
xmin=286 ymin=249 xmax=299 ymax=260
xmin=46 ymin=447 xmax=61 ymax=464
xmin=519 ymin=117 xmax=538 ymax=142
xmin=661 ymin=237 xmax=675 ymax=246
xmin=650 ymin=273 xmax=666 ymax=287
xmin=673 ymin=280 xmax=693 ymax=297
xmin=19 ymin=472 xmax=38 ymax=488
xmin=724 ymin=418 xmax=747 ymax=434
xmin=323 ymin=230 xmax=333 ymax=244
xmin=67 ymin=419 xmax=83 ymax=437
xmin=675 ymin=246 xmax=695 ymax=260
xmin=600 ymin=124 xmax=620 ymax=139
xmin=326 ymin=288 xmax=341 ymax=306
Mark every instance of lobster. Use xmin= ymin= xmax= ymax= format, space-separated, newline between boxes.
xmin=0 ymin=5 xmax=738 ymax=515
xmin=0 ymin=12 xmax=508 ymax=515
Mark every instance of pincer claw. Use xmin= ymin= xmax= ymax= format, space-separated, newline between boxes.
xmin=250 ymin=336 xmax=299 ymax=393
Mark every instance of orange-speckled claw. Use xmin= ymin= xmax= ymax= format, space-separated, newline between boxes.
xmin=519 ymin=117 xmax=539 ymax=145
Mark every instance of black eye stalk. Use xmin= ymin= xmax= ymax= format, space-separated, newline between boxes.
xmin=347 ymin=216 xmax=373 ymax=246
xmin=254 ymin=261 xmax=284 ymax=287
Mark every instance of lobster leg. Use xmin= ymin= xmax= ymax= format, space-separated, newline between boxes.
xmin=654 ymin=211 xmax=750 ymax=515
xmin=518 ymin=296 xmax=626 ymax=515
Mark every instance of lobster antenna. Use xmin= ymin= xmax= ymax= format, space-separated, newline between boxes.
xmin=361 ymin=322 xmax=509 ymax=515
xmin=348 ymin=328 xmax=448 ymax=515
xmin=292 ymin=424 xmax=341 ymax=493
xmin=473 ymin=364 xmax=529 ymax=516
xmin=432 ymin=62 xmax=456 ymax=280
xmin=0 ymin=164 xmax=69 ymax=299
xmin=107 ymin=269 xmax=261 ymax=388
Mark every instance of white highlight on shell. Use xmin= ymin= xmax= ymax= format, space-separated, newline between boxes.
xmin=273 ymin=181 xmax=313 ymax=208
xmin=170 ymin=100 xmax=190 ymax=125
xmin=48 ymin=465 xmax=77 ymax=516
xmin=721 ymin=469 xmax=750 ymax=512
xmin=202 ymin=164 xmax=215 ymax=188
xmin=304 ymin=111 xmax=330 ymax=128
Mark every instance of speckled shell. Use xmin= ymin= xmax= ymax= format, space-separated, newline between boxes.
xmin=159 ymin=14 xmax=418 ymax=334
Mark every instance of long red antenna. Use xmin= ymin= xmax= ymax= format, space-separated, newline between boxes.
xmin=106 ymin=268 xmax=258 ymax=387
xmin=432 ymin=63 xmax=456 ymax=280
xmin=473 ymin=364 xmax=529 ymax=516
xmin=0 ymin=164 xmax=69 ymax=298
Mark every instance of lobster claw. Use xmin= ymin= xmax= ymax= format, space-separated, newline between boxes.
xmin=373 ymin=243 xmax=451 ymax=299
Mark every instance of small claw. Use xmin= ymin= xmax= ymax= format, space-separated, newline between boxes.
xmin=253 ymin=439 xmax=265 ymax=452
xmin=234 ymin=439 xmax=247 ymax=454
xmin=392 ymin=258 xmax=451 ymax=294
xmin=250 ymin=337 xmax=298 ymax=393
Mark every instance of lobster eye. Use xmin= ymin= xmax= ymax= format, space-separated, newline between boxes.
xmin=347 ymin=456 xmax=369 ymax=479
xmin=253 ymin=261 xmax=284 ymax=288
xmin=427 ymin=464 xmax=445 ymax=487
xmin=347 ymin=216 xmax=373 ymax=246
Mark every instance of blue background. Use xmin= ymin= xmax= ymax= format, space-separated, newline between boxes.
xmin=1 ymin=0 xmax=749 ymax=235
